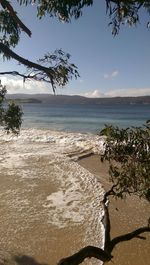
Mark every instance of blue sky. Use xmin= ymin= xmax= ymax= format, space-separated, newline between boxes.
xmin=1 ymin=0 xmax=150 ymax=97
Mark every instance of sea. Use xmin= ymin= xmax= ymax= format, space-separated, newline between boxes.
xmin=21 ymin=102 xmax=150 ymax=132
xmin=0 ymin=102 xmax=149 ymax=265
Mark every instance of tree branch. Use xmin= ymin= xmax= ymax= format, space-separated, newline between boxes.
xmin=109 ymin=226 xmax=150 ymax=253
xmin=102 ymin=184 xmax=117 ymax=250
xmin=0 ymin=0 xmax=31 ymax=37
xmin=57 ymin=186 xmax=150 ymax=265
xmin=0 ymin=71 xmax=33 ymax=80
xmin=0 ymin=71 xmax=52 ymax=83
xmin=0 ymin=44 xmax=79 ymax=93
xmin=0 ymin=43 xmax=56 ymax=91
xmin=0 ymin=43 xmax=54 ymax=75
xmin=57 ymin=246 xmax=112 ymax=265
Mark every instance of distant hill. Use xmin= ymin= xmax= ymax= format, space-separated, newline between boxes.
xmin=6 ymin=94 xmax=150 ymax=105
xmin=6 ymin=98 xmax=42 ymax=104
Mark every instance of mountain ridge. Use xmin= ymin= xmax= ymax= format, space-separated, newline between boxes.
xmin=6 ymin=94 xmax=150 ymax=105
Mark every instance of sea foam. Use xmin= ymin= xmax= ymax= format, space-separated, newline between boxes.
xmin=0 ymin=128 xmax=105 ymax=156
xmin=0 ymin=129 xmax=105 ymax=265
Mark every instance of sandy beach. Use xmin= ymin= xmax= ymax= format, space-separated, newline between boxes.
xmin=0 ymin=129 xmax=149 ymax=265
xmin=79 ymin=155 xmax=150 ymax=265
xmin=0 ymin=136 xmax=104 ymax=265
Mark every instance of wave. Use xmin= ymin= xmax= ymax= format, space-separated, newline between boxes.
xmin=0 ymin=128 xmax=105 ymax=158
xmin=0 ymin=128 xmax=105 ymax=264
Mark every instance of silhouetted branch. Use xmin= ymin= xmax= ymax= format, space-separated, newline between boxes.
xmin=108 ymin=226 xmax=150 ymax=253
xmin=102 ymin=184 xmax=117 ymax=250
xmin=0 ymin=71 xmax=53 ymax=84
xmin=0 ymin=44 xmax=79 ymax=93
xmin=0 ymin=71 xmax=34 ymax=80
xmin=57 ymin=246 xmax=112 ymax=265
xmin=0 ymin=43 xmax=54 ymax=76
xmin=57 ymin=186 xmax=150 ymax=265
xmin=103 ymin=184 xmax=117 ymax=203
xmin=0 ymin=0 xmax=31 ymax=36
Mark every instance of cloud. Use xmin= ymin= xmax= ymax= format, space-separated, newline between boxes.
xmin=0 ymin=77 xmax=52 ymax=94
xmin=82 ymin=88 xmax=150 ymax=98
xmin=106 ymin=88 xmax=150 ymax=97
xmin=82 ymin=89 xmax=104 ymax=98
xmin=1 ymin=77 xmax=150 ymax=98
xmin=104 ymin=70 xmax=119 ymax=80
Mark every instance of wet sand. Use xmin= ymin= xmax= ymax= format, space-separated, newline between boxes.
xmin=79 ymin=155 xmax=150 ymax=265
xmin=0 ymin=133 xmax=149 ymax=265
xmin=0 ymin=141 xmax=104 ymax=265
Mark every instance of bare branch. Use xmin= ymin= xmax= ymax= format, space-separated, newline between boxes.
xmin=0 ymin=43 xmax=57 ymax=92
xmin=57 ymin=246 xmax=112 ymax=265
xmin=57 ymin=187 xmax=150 ymax=265
xmin=109 ymin=226 xmax=150 ymax=252
xmin=102 ymin=184 xmax=117 ymax=250
xmin=103 ymin=184 xmax=117 ymax=203
xmin=0 ymin=71 xmax=33 ymax=79
xmin=0 ymin=43 xmax=54 ymax=75
xmin=57 ymin=219 xmax=150 ymax=265
xmin=0 ymin=71 xmax=52 ymax=83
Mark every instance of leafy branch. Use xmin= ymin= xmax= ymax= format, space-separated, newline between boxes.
xmin=0 ymin=80 xmax=23 ymax=134
xmin=100 ymin=122 xmax=150 ymax=200
xmin=0 ymin=43 xmax=79 ymax=93
xmin=0 ymin=1 xmax=79 ymax=92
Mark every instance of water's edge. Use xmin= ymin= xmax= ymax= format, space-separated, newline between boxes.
xmin=0 ymin=129 xmax=106 ymax=265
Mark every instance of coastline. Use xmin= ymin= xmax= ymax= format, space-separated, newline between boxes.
xmin=78 ymin=155 xmax=150 ymax=265
xmin=0 ymin=137 xmax=104 ymax=265
xmin=0 ymin=129 xmax=149 ymax=265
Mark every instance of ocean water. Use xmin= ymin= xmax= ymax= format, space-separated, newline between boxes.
xmin=21 ymin=103 xmax=150 ymax=133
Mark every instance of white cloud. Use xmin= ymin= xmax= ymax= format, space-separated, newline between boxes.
xmin=104 ymin=70 xmax=119 ymax=80
xmin=82 ymin=88 xmax=150 ymax=98
xmin=1 ymin=77 xmax=150 ymax=98
xmin=0 ymin=77 xmax=52 ymax=94
xmin=82 ymin=89 xmax=104 ymax=98
xmin=106 ymin=88 xmax=150 ymax=97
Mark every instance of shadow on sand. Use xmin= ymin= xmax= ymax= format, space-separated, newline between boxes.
xmin=14 ymin=255 xmax=48 ymax=265
xmin=0 ymin=254 xmax=48 ymax=265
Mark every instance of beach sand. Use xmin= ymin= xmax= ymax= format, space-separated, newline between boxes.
xmin=78 ymin=155 xmax=150 ymax=265
xmin=0 ymin=140 xmax=104 ymax=265
xmin=0 ymin=135 xmax=149 ymax=265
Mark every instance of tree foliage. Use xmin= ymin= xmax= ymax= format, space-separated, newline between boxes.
xmin=1 ymin=1 xmax=150 ymax=89
xmin=106 ymin=0 xmax=150 ymax=35
xmin=58 ymin=123 xmax=150 ymax=265
xmin=16 ymin=1 xmax=150 ymax=32
xmin=0 ymin=0 xmax=79 ymax=92
xmin=16 ymin=0 xmax=150 ymax=36
xmin=0 ymin=80 xmax=23 ymax=134
xmin=100 ymin=121 xmax=150 ymax=201
xmin=0 ymin=1 xmax=150 ymax=264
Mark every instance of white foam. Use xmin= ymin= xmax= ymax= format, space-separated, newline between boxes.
xmin=44 ymin=190 xmax=84 ymax=224
xmin=0 ymin=129 xmax=105 ymax=156
xmin=0 ymin=129 xmax=105 ymax=264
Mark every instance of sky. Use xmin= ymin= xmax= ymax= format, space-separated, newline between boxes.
xmin=1 ymin=0 xmax=150 ymax=97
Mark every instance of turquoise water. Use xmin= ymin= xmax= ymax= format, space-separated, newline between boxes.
xmin=21 ymin=103 xmax=150 ymax=133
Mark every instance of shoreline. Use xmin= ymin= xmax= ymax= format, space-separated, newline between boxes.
xmin=0 ymin=130 xmax=149 ymax=265
xmin=0 ymin=140 xmax=104 ymax=265
xmin=78 ymin=155 xmax=150 ymax=265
